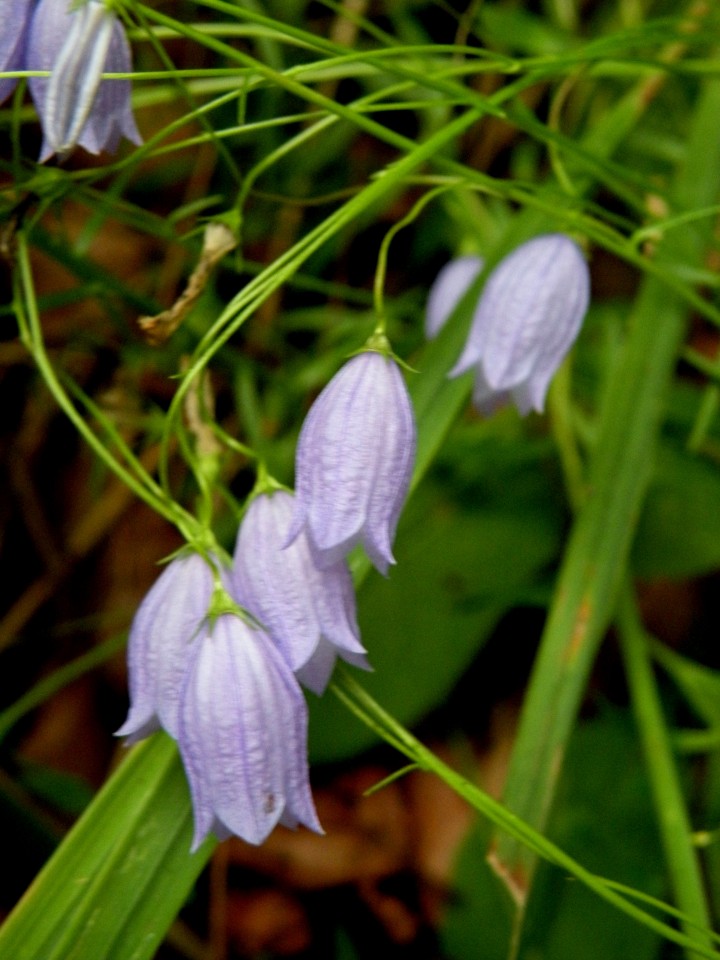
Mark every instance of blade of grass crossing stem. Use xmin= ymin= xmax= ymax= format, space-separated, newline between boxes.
xmin=492 ymin=76 xmax=720 ymax=897
xmin=619 ymin=584 xmax=712 ymax=959
xmin=0 ymin=735 xmax=212 ymax=960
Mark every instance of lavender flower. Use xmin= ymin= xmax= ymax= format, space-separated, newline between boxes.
xmin=178 ymin=612 xmax=323 ymax=850
xmin=27 ymin=0 xmax=141 ymax=161
xmin=425 ymin=255 xmax=483 ymax=340
xmin=0 ymin=0 xmax=33 ymax=105
xmin=450 ymin=234 xmax=590 ymax=415
xmin=115 ymin=552 xmax=215 ymax=743
xmin=286 ymin=350 xmax=416 ymax=576
xmin=233 ymin=490 xmax=369 ymax=694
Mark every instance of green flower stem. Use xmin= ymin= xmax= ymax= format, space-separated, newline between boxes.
xmin=159 ymin=105 xmax=485 ymax=483
xmin=618 ymin=585 xmax=713 ymax=959
xmin=331 ymin=671 xmax=720 ymax=959
xmin=372 ymin=183 xmax=458 ymax=334
xmin=14 ymin=235 xmax=193 ymax=539
xmin=493 ymin=70 xmax=720 ymax=898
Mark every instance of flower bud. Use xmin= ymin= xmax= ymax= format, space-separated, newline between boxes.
xmin=286 ymin=351 xmax=416 ymax=575
xmin=178 ymin=613 xmax=323 ymax=850
xmin=425 ymin=255 xmax=483 ymax=340
xmin=450 ymin=234 xmax=590 ymax=415
xmin=233 ymin=490 xmax=369 ymax=694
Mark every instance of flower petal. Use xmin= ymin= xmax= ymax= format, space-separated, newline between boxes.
xmin=234 ymin=490 xmax=367 ymax=692
xmin=288 ymin=352 xmax=416 ymax=574
xmin=0 ymin=0 xmax=33 ymax=104
xmin=425 ymin=255 xmax=483 ymax=340
xmin=115 ymin=552 xmax=216 ymax=742
xmin=178 ymin=614 xmax=322 ymax=850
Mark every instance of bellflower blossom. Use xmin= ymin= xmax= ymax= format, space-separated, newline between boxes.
xmin=449 ymin=234 xmax=590 ymax=415
xmin=233 ymin=490 xmax=369 ymax=694
xmin=0 ymin=0 xmax=33 ymax=105
xmin=425 ymin=254 xmax=483 ymax=340
xmin=178 ymin=612 xmax=323 ymax=850
xmin=27 ymin=0 xmax=141 ymax=161
xmin=286 ymin=349 xmax=416 ymax=576
xmin=115 ymin=551 xmax=215 ymax=743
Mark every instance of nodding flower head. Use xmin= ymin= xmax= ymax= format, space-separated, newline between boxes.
xmin=0 ymin=0 xmax=33 ymax=105
xmin=425 ymin=255 xmax=483 ymax=340
xmin=115 ymin=552 xmax=216 ymax=743
xmin=233 ymin=489 xmax=369 ymax=694
xmin=286 ymin=350 xmax=417 ymax=576
xmin=178 ymin=612 xmax=323 ymax=850
xmin=450 ymin=234 xmax=590 ymax=415
xmin=27 ymin=0 xmax=141 ymax=161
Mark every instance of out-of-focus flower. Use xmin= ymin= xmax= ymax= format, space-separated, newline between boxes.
xmin=233 ymin=489 xmax=369 ymax=694
xmin=286 ymin=349 xmax=416 ymax=576
xmin=115 ymin=552 xmax=215 ymax=743
xmin=0 ymin=0 xmax=33 ymax=105
xmin=425 ymin=255 xmax=483 ymax=340
xmin=178 ymin=612 xmax=323 ymax=850
xmin=450 ymin=234 xmax=590 ymax=415
xmin=27 ymin=0 xmax=141 ymax=161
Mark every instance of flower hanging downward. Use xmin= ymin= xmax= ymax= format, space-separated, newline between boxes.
xmin=425 ymin=254 xmax=483 ymax=340
xmin=0 ymin=0 xmax=33 ymax=105
xmin=449 ymin=234 xmax=590 ymax=415
xmin=234 ymin=490 xmax=369 ymax=694
xmin=115 ymin=552 xmax=216 ymax=743
xmin=286 ymin=349 xmax=416 ymax=575
xmin=27 ymin=0 xmax=141 ymax=161
xmin=178 ymin=613 xmax=323 ymax=850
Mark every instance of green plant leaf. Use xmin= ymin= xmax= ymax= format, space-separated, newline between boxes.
xmin=0 ymin=735 xmax=210 ymax=960
xmin=633 ymin=444 xmax=720 ymax=578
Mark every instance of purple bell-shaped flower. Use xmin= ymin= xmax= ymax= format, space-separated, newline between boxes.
xmin=27 ymin=0 xmax=141 ymax=161
xmin=286 ymin=350 xmax=416 ymax=576
xmin=115 ymin=552 xmax=216 ymax=743
xmin=233 ymin=489 xmax=369 ymax=694
xmin=450 ymin=234 xmax=590 ymax=415
xmin=425 ymin=254 xmax=483 ymax=340
xmin=0 ymin=0 xmax=33 ymax=105
xmin=178 ymin=612 xmax=323 ymax=850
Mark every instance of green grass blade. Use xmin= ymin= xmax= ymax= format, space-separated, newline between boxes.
xmin=0 ymin=735 xmax=211 ymax=960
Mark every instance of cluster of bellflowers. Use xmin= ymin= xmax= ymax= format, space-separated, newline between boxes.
xmin=426 ymin=233 xmax=591 ymax=415
xmin=1 ymin=0 xmax=140 ymax=160
xmin=117 ymin=339 xmax=417 ymax=851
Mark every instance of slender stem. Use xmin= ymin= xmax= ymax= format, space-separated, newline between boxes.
xmin=332 ymin=671 xmax=720 ymax=959
xmin=14 ymin=234 xmax=194 ymax=540
xmin=372 ymin=183 xmax=457 ymax=333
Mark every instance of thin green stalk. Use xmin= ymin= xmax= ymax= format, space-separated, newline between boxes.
xmin=618 ymin=585 xmax=713 ymax=959
xmin=332 ymin=671 xmax=720 ymax=959
xmin=13 ymin=234 xmax=193 ymax=538
xmin=373 ymin=183 xmax=458 ymax=332
xmin=158 ymin=105 xmax=485 ymax=487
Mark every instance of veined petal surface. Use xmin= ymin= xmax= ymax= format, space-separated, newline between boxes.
xmin=233 ymin=490 xmax=368 ymax=693
xmin=115 ymin=552 xmax=215 ymax=743
xmin=178 ymin=614 xmax=323 ymax=850
xmin=27 ymin=0 xmax=140 ymax=160
xmin=450 ymin=234 xmax=590 ymax=414
xmin=288 ymin=352 xmax=416 ymax=575
xmin=0 ymin=0 xmax=33 ymax=104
